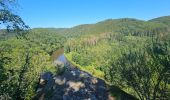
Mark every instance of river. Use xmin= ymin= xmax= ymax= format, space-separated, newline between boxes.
xmin=51 ymin=48 xmax=67 ymax=65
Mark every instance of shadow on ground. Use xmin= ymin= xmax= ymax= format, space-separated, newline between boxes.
xmin=33 ymin=64 xmax=137 ymax=100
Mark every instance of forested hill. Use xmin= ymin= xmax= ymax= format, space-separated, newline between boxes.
xmin=1 ymin=16 xmax=170 ymax=39
xmin=149 ymin=16 xmax=170 ymax=26
xmin=51 ymin=16 xmax=169 ymax=38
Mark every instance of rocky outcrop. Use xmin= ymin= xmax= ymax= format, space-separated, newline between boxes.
xmin=35 ymin=55 xmax=137 ymax=100
xmin=35 ymin=65 xmax=110 ymax=100
xmin=53 ymin=67 xmax=108 ymax=100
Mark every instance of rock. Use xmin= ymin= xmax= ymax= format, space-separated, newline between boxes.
xmin=89 ymin=84 xmax=95 ymax=91
xmin=54 ymin=76 xmax=66 ymax=85
xmin=80 ymin=72 xmax=91 ymax=78
xmin=91 ymin=78 xmax=98 ymax=84
xmin=66 ymin=81 xmax=85 ymax=92
xmin=70 ymin=70 xmax=76 ymax=76
xmin=39 ymin=72 xmax=53 ymax=85
xmin=34 ymin=72 xmax=55 ymax=100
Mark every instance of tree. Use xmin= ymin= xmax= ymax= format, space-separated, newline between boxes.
xmin=0 ymin=0 xmax=33 ymax=99
xmin=109 ymin=40 xmax=170 ymax=100
xmin=0 ymin=0 xmax=29 ymax=36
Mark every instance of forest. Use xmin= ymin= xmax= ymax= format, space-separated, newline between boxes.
xmin=0 ymin=0 xmax=170 ymax=100
xmin=61 ymin=16 xmax=170 ymax=99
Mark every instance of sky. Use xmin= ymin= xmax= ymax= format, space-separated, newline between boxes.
xmin=17 ymin=0 xmax=170 ymax=28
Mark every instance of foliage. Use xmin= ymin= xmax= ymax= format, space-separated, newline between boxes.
xmin=0 ymin=0 xmax=29 ymax=34
xmin=0 ymin=38 xmax=58 ymax=99
xmin=108 ymin=39 xmax=170 ymax=99
xmin=63 ymin=16 xmax=170 ymax=99
xmin=0 ymin=28 xmax=65 ymax=99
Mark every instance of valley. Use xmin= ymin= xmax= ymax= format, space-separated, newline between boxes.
xmin=0 ymin=16 xmax=170 ymax=100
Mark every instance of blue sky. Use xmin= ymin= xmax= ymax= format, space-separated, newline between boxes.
xmin=18 ymin=0 xmax=170 ymax=28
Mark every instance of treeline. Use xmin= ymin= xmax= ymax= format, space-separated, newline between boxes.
xmin=56 ymin=18 xmax=168 ymax=39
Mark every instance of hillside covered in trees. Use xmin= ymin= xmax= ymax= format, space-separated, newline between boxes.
xmin=0 ymin=15 xmax=170 ymax=100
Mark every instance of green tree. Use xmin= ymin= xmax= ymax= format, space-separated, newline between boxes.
xmin=0 ymin=0 xmax=29 ymax=31
xmin=109 ymin=40 xmax=170 ymax=100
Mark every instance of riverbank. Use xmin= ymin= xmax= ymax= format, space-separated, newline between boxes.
xmin=64 ymin=53 xmax=105 ymax=79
